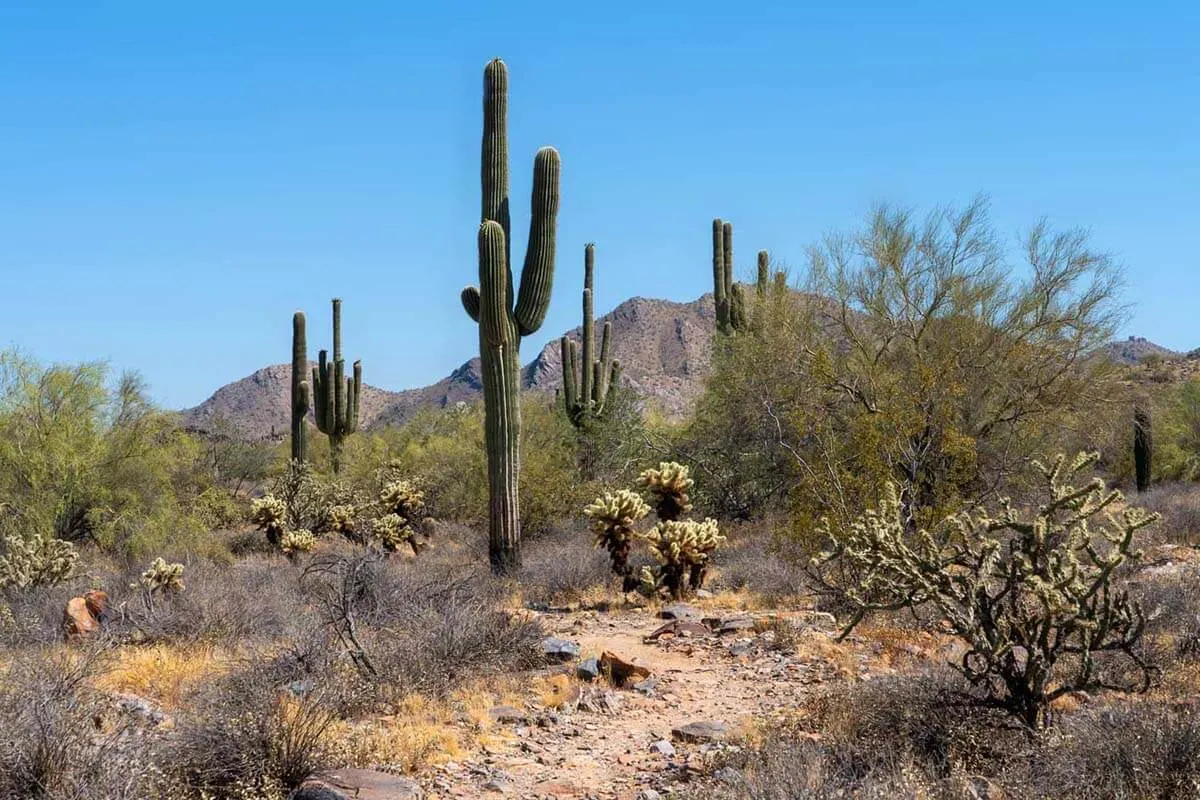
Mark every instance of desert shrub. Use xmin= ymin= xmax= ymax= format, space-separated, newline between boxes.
xmin=701 ymin=670 xmax=1018 ymax=800
xmin=1004 ymin=701 xmax=1200 ymax=799
xmin=112 ymin=557 xmax=308 ymax=645
xmin=519 ymin=524 xmax=612 ymax=606
xmin=0 ymin=646 xmax=163 ymax=799
xmin=1136 ymin=481 xmax=1200 ymax=545
xmin=812 ymin=452 xmax=1160 ymax=728
xmin=708 ymin=521 xmax=809 ymax=604
xmin=300 ymin=553 xmax=543 ymax=699
xmin=169 ymin=655 xmax=339 ymax=795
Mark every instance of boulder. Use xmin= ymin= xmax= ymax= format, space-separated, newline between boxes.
xmin=63 ymin=590 xmax=109 ymax=641
xmin=671 ymin=720 xmax=731 ymax=743
xmin=543 ymin=637 xmax=582 ymax=663
xmin=576 ymin=657 xmax=601 ymax=681
xmin=291 ymin=769 xmax=423 ymax=800
xmin=599 ymin=650 xmax=652 ymax=686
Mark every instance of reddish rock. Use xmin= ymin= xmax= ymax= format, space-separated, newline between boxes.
xmin=63 ymin=590 xmax=108 ymax=641
xmin=600 ymin=651 xmax=652 ymax=686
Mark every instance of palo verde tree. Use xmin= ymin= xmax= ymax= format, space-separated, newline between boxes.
xmin=460 ymin=58 xmax=561 ymax=573
xmin=312 ymin=298 xmax=362 ymax=474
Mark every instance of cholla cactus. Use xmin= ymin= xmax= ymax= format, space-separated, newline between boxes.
xmin=380 ymin=480 xmax=426 ymax=521
xmin=637 ymin=462 xmax=695 ymax=521
xmin=811 ymin=452 xmax=1161 ymax=729
xmin=327 ymin=504 xmax=357 ymax=536
xmin=279 ymin=529 xmax=317 ymax=557
xmin=139 ymin=557 xmax=185 ymax=594
xmin=0 ymin=531 xmax=78 ymax=590
xmin=251 ymin=496 xmax=287 ymax=546
xmin=374 ymin=514 xmax=415 ymax=554
xmin=641 ymin=518 xmax=725 ymax=599
xmin=584 ymin=490 xmax=650 ymax=576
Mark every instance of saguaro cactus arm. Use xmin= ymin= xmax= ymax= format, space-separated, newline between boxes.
xmin=560 ymin=243 xmax=620 ymax=426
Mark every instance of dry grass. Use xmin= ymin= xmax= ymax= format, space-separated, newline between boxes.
xmin=324 ymin=694 xmax=463 ymax=774
xmin=96 ymin=643 xmax=224 ymax=710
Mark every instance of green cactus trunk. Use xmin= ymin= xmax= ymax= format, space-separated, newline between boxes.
xmin=290 ymin=311 xmax=310 ymax=463
xmin=713 ymin=218 xmax=752 ymax=333
xmin=1134 ymin=402 xmax=1153 ymax=493
xmin=312 ymin=298 xmax=361 ymax=474
xmin=560 ymin=243 xmax=621 ymax=429
xmin=462 ymin=59 xmax=561 ymax=574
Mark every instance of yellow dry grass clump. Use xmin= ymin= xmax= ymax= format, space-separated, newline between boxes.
xmin=96 ymin=644 xmax=224 ymax=710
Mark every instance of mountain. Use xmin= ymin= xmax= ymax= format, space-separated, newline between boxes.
xmin=1104 ymin=336 xmax=1183 ymax=366
xmin=179 ymin=294 xmax=718 ymax=440
xmin=179 ymin=294 xmax=1195 ymax=441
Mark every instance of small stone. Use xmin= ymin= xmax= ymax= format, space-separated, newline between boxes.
xmin=649 ymin=739 xmax=676 ymax=757
xmin=488 ymin=705 xmax=528 ymax=724
xmin=543 ymin=637 xmax=582 ymax=663
xmin=576 ymin=657 xmax=601 ymax=681
xmin=672 ymin=720 xmax=731 ymax=743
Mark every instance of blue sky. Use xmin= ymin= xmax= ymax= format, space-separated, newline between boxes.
xmin=1 ymin=1 xmax=1197 ymax=408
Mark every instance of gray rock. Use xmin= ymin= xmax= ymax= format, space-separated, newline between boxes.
xmin=576 ymin=657 xmax=601 ymax=681
xmin=719 ymin=617 xmax=756 ymax=635
xmin=488 ymin=705 xmax=528 ymax=724
xmin=543 ymin=637 xmax=582 ymax=663
xmin=672 ymin=720 xmax=731 ymax=743
xmin=291 ymin=768 xmax=423 ymax=800
xmin=659 ymin=603 xmax=702 ymax=621
xmin=633 ymin=677 xmax=660 ymax=695
xmin=649 ymin=739 xmax=676 ymax=757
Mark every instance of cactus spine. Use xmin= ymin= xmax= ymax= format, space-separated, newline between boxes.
xmin=561 ymin=243 xmax=621 ymax=427
xmin=290 ymin=311 xmax=310 ymax=463
xmin=312 ymin=298 xmax=361 ymax=473
xmin=1134 ymin=401 xmax=1153 ymax=493
xmin=461 ymin=58 xmax=561 ymax=573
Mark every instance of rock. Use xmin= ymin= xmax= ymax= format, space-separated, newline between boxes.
xmin=632 ymin=677 xmax=660 ymax=695
xmin=543 ymin=637 xmax=582 ymax=663
xmin=672 ymin=720 xmax=731 ymax=743
xmin=600 ymin=650 xmax=652 ymax=686
xmin=488 ymin=705 xmax=528 ymax=724
xmin=659 ymin=603 xmax=702 ymax=621
xmin=646 ymin=619 xmax=712 ymax=641
xmin=649 ymin=739 xmax=676 ymax=757
xmin=62 ymin=590 xmax=108 ymax=641
xmin=484 ymin=778 xmax=513 ymax=793
xmin=576 ymin=657 xmax=601 ymax=681
xmin=578 ymin=688 xmax=624 ymax=714
xmin=718 ymin=617 xmax=756 ymax=635
xmin=292 ymin=768 xmax=423 ymax=800
xmin=637 ymin=790 xmax=663 ymax=800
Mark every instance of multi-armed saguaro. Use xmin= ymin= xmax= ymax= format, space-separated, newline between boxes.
xmin=312 ymin=298 xmax=362 ymax=473
xmin=561 ymin=243 xmax=621 ymax=427
xmin=290 ymin=311 xmax=310 ymax=463
xmin=461 ymin=58 xmax=561 ymax=573
xmin=711 ymin=219 xmax=770 ymax=334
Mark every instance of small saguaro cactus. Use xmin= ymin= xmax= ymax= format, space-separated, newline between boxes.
xmin=291 ymin=311 xmax=310 ymax=463
xmin=561 ymin=243 xmax=622 ymax=427
xmin=1134 ymin=401 xmax=1153 ymax=493
xmin=460 ymin=58 xmax=561 ymax=574
xmin=312 ymin=298 xmax=362 ymax=474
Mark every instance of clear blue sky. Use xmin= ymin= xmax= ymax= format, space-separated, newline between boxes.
xmin=2 ymin=1 xmax=1197 ymax=408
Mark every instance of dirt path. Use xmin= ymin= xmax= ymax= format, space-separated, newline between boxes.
xmin=420 ymin=603 xmax=863 ymax=799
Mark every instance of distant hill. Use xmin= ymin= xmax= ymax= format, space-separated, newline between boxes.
xmin=179 ymin=299 xmax=1197 ymax=441
xmin=179 ymin=294 xmax=718 ymax=440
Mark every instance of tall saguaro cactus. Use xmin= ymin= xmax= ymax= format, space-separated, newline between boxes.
xmin=290 ymin=311 xmax=310 ymax=463
xmin=712 ymin=219 xmax=771 ymax=334
xmin=1134 ymin=401 xmax=1153 ymax=493
xmin=561 ymin=243 xmax=621 ymax=427
xmin=312 ymin=298 xmax=362 ymax=473
xmin=461 ymin=58 xmax=561 ymax=573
